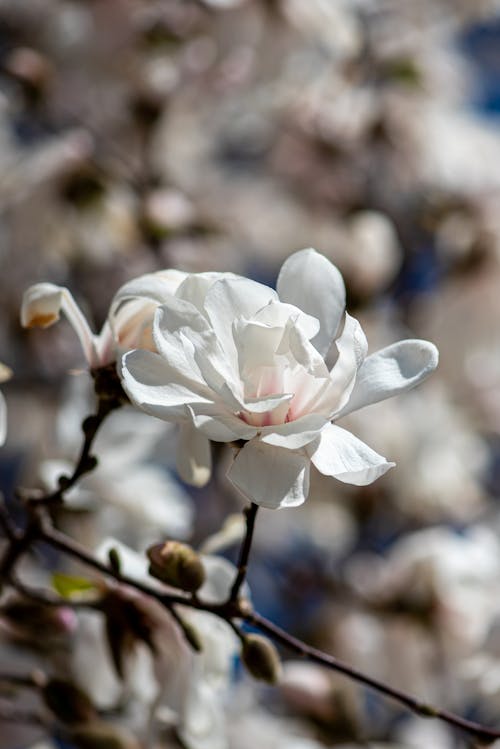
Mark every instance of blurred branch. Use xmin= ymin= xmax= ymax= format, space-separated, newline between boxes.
xmin=245 ymin=610 xmax=500 ymax=744
xmin=37 ymin=394 xmax=120 ymax=509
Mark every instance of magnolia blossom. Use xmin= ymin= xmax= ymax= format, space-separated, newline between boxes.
xmin=20 ymin=269 xmax=188 ymax=368
xmin=121 ymin=249 xmax=438 ymax=508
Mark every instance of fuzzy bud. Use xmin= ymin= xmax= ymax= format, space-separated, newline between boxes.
xmin=147 ymin=541 xmax=205 ymax=593
xmin=241 ymin=634 xmax=282 ymax=684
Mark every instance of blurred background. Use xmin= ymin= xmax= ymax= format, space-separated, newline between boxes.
xmin=4 ymin=1 xmax=500 ymax=747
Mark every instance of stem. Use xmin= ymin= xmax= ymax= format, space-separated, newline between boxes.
xmin=4 ymin=508 xmax=500 ymax=743
xmin=229 ymin=503 xmax=258 ymax=602
xmin=39 ymin=522 xmax=201 ymax=611
xmin=38 ymin=397 xmax=117 ymax=507
xmin=245 ymin=610 xmax=500 ymax=744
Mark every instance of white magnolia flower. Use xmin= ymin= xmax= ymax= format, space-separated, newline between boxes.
xmin=20 ymin=269 xmax=188 ymax=368
xmin=121 ymin=248 xmax=438 ymax=508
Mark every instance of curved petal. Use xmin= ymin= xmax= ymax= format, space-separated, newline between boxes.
xmin=175 ymin=271 xmax=240 ymax=315
xmin=337 ymin=339 xmax=439 ymax=418
xmin=227 ymin=439 xmax=310 ymax=509
xmin=21 ymin=283 xmax=99 ymax=366
xmin=154 ymin=301 xmax=243 ymax=409
xmin=110 ymin=269 xmax=188 ymax=310
xmin=121 ymin=349 xmax=211 ymax=421
xmin=277 ymin=248 xmax=346 ymax=356
xmin=260 ymin=413 xmax=327 ymax=448
xmin=204 ymin=277 xmax=278 ymax=368
xmin=177 ymin=423 xmax=212 ymax=487
xmin=325 ymin=313 xmax=367 ymax=416
xmin=254 ymin=301 xmax=320 ymax=340
xmin=187 ymin=405 xmax=257 ymax=442
xmin=308 ymin=424 xmax=394 ymax=486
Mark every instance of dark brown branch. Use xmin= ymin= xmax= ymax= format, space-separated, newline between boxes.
xmin=38 ymin=396 xmax=118 ymax=508
xmin=245 ymin=610 xmax=500 ymax=744
xmin=3 ymin=493 xmax=500 ymax=743
xmin=229 ymin=503 xmax=258 ymax=602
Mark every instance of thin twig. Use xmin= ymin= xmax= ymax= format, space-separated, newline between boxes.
xmin=229 ymin=503 xmax=259 ymax=602
xmin=245 ymin=610 xmax=500 ymax=744
xmin=38 ymin=397 xmax=117 ymax=507
xmin=4 ymin=498 xmax=500 ymax=743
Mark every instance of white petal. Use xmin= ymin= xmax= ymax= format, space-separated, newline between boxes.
xmin=279 ymin=319 xmax=328 ymax=377
xmin=154 ymin=301 xmax=242 ymax=408
xmin=108 ymin=269 xmax=188 ymax=356
xmin=0 ymin=391 xmax=6 ymax=446
xmin=254 ymin=301 xmax=320 ymax=340
xmin=259 ymin=413 xmax=327 ymax=449
xmin=308 ymin=424 xmax=394 ymax=486
xmin=21 ymin=283 xmax=99 ymax=366
xmin=204 ymin=277 xmax=278 ymax=368
xmin=110 ymin=269 xmax=188 ymax=310
xmin=277 ymin=248 xmax=346 ymax=356
xmin=177 ymin=423 xmax=212 ymax=487
xmin=338 ymin=339 xmax=439 ymax=418
xmin=176 ymin=271 xmax=239 ymax=314
xmin=287 ymin=315 xmax=366 ymax=421
xmin=121 ymin=349 xmax=211 ymax=421
xmin=187 ymin=405 xmax=257 ymax=442
xmin=227 ymin=439 xmax=310 ymax=509
xmin=326 ymin=313 xmax=367 ymax=415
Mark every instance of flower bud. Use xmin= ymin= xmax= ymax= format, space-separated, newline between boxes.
xmin=42 ymin=678 xmax=97 ymax=724
xmin=241 ymin=634 xmax=282 ymax=684
xmin=68 ymin=721 xmax=140 ymax=749
xmin=147 ymin=541 xmax=205 ymax=593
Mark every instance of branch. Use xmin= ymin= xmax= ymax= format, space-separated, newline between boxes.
xmin=3 ymin=504 xmax=500 ymax=744
xmin=37 ymin=396 xmax=118 ymax=508
xmin=229 ymin=503 xmax=258 ymax=602
xmin=245 ymin=610 xmax=500 ymax=744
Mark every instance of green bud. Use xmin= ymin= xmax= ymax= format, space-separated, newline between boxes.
xmin=241 ymin=634 xmax=282 ymax=684
xmin=147 ymin=541 xmax=205 ymax=593
xmin=42 ymin=678 xmax=97 ymax=724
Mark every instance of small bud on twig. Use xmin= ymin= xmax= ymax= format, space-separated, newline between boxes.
xmin=147 ymin=541 xmax=205 ymax=593
xmin=241 ymin=633 xmax=282 ymax=684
